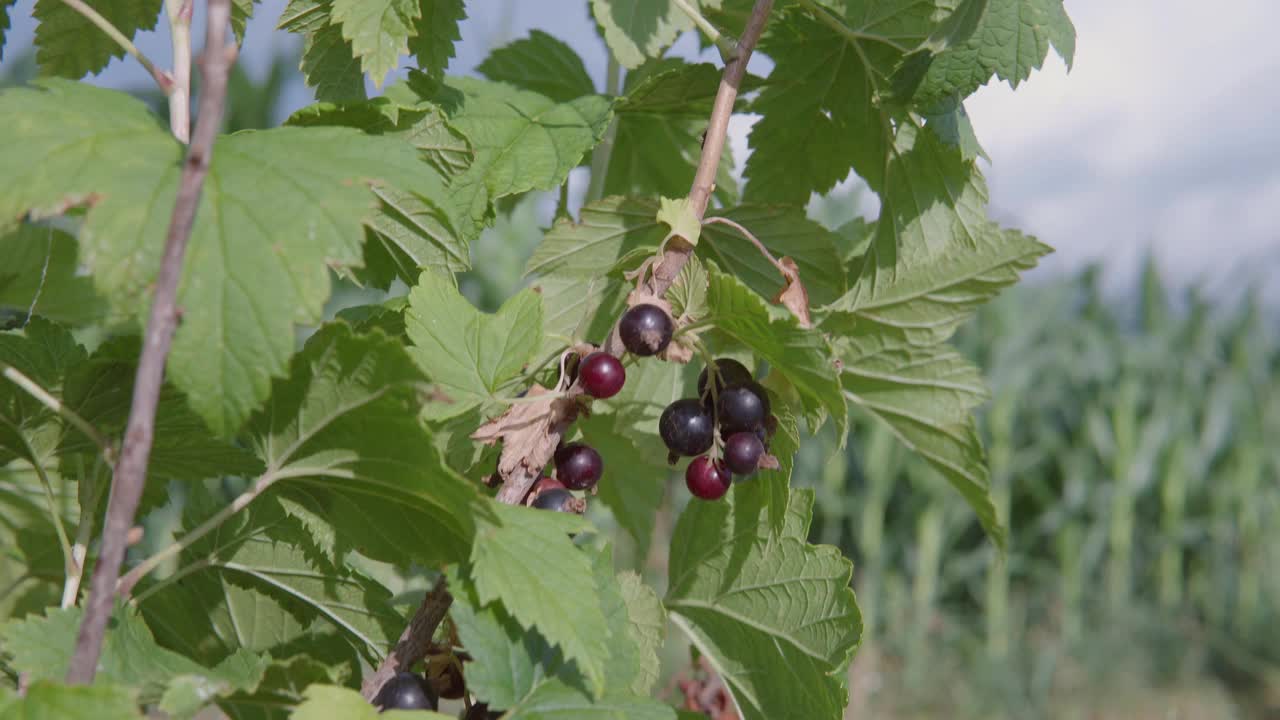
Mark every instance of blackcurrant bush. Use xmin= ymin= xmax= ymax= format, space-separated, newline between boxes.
xmin=464 ymin=703 xmax=503 ymax=720
xmin=659 ymin=398 xmax=715 ymax=456
xmin=717 ymin=384 xmax=767 ymax=434
xmin=723 ymin=432 xmax=765 ymax=475
xmin=532 ymin=487 xmax=581 ymax=513
xmin=579 ymin=352 xmax=625 ymax=398
xmin=697 ymin=359 xmax=753 ymax=405
xmin=555 ymin=442 xmax=603 ymax=490
xmin=619 ymin=303 xmax=674 ymax=357
xmin=372 ymin=671 xmax=437 ymax=712
xmin=686 ymin=455 xmax=732 ymax=500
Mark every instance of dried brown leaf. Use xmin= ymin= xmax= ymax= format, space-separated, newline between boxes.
xmin=772 ymin=256 xmax=812 ymax=328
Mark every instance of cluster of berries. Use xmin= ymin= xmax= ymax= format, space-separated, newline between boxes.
xmin=662 ymin=358 xmax=774 ymax=501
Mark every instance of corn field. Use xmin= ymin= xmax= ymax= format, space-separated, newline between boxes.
xmin=793 ymin=259 xmax=1280 ymax=718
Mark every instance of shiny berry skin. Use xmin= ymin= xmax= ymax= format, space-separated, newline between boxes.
xmin=659 ymin=399 xmax=715 ymax=456
xmin=532 ymin=487 xmax=580 ymax=513
xmin=555 ymin=443 xmax=603 ymax=490
xmin=697 ymin=359 xmax=753 ymax=405
xmin=530 ymin=475 xmax=565 ymax=500
xmin=619 ymin=304 xmax=675 ymax=357
xmin=723 ymin=432 xmax=765 ymax=475
xmin=579 ymin=352 xmax=625 ymax=398
xmin=373 ymin=671 xmax=437 ymax=712
xmin=717 ymin=384 xmax=767 ymax=434
xmin=686 ymin=456 xmax=732 ymax=500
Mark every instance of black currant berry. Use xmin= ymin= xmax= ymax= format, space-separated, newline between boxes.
xmin=619 ymin=303 xmax=674 ymax=357
xmin=723 ymin=432 xmax=765 ymax=476
xmin=717 ymin=384 xmax=767 ymax=434
xmin=555 ymin=443 xmax=603 ymax=490
xmin=579 ymin=352 xmax=625 ymax=398
xmin=697 ymin=359 xmax=753 ymax=405
xmin=372 ymin=671 xmax=437 ymax=712
xmin=530 ymin=474 xmax=565 ymax=498
xmin=686 ymin=455 xmax=732 ymax=500
xmin=659 ymin=398 xmax=715 ymax=456
xmin=532 ymin=487 xmax=582 ymax=513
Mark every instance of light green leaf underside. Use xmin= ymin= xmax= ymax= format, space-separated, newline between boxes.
xmin=665 ymin=488 xmax=861 ymax=720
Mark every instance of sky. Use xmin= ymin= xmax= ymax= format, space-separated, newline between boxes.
xmin=3 ymin=0 xmax=1278 ymax=301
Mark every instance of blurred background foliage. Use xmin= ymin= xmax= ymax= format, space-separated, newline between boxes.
xmin=3 ymin=30 xmax=1275 ymax=720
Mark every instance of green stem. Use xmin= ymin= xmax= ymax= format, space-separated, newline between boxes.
xmin=585 ymin=57 xmax=622 ymax=204
xmin=59 ymin=0 xmax=172 ymax=93
xmin=1 ymin=364 xmax=116 ymax=467
xmin=672 ymin=0 xmax=737 ymax=59
xmin=18 ymin=434 xmax=75 ymax=597
xmin=795 ymin=0 xmax=910 ymax=53
xmin=116 ymin=470 xmax=282 ymax=596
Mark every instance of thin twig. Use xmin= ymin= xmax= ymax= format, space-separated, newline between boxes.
xmin=672 ymin=0 xmax=737 ymax=59
xmin=65 ymin=0 xmax=234 ymax=684
xmin=704 ymin=215 xmax=788 ymax=275
xmin=585 ymin=56 xmax=622 ymax=204
xmin=1 ymin=364 xmax=116 ymax=467
xmin=361 ymin=576 xmax=452 ymax=700
xmin=58 ymin=0 xmax=174 ymax=93
xmin=167 ymin=0 xmax=194 ymax=143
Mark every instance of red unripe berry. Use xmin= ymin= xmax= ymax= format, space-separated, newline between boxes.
xmin=686 ymin=456 xmax=732 ymax=500
xmin=579 ymin=352 xmax=625 ymax=398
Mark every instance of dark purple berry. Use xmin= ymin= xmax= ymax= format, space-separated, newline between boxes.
xmin=619 ymin=304 xmax=674 ymax=357
xmin=717 ymin=384 xmax=767 ymax=434
xmin=686 ymin=455 xmax=732 ymax=500
xmin=659 ymin=398 xmax=715 ymax=456
xmin=555 ymin=443 xmax=603 ymax=490
xmin=373 ymin=671 xmax=437 ymax=712
xmin=697 ymin=359 xmax=753 ymax=406
xmin=532 ymin=487 xmax=582 ymax=513
xmin=579 ymin=352 xmax=625 ymax=398
xmin=723 ymin=432 xmax=765 ymax=475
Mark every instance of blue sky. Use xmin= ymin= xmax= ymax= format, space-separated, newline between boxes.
xmin=4 ymin=0 xmax=1278 ymax=300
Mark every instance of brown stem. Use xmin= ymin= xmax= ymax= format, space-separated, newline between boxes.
xmin=361 ymin=575 xmax=452 ymax=700
xmin=65 ymin=0 xmax=234 ymax=684
xmin=602 ymin=0 xmax=774 ymax=355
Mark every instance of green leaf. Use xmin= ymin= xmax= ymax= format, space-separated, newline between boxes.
xmin=0 ymin=682 xmax=144 ymax=719
xmin=404 ymin=270 xmax=543 ymax=419
xmin=0 ymin=318 xmax=87 ymax=467
xmin=0 ymin=80 xmax=453 ymax=434
xmin=698 ymin=206 xmax=847 ymax=306
xmin=922 ymin=94 xmax=987 ymax=160
xmin=231 ymin=0 xmax=258 ymax=43
xmin=447 ymin=567 xmax=572 ymax=710
xmin=617 ymin=572 xmax=664 ymax=696
xmin=248 ymin=323 xmax=482 ymax=568
xmin=442 ymin=77 xmax=613 ymax=200
xmin=840 ymin=345 xmax=1004 ymax=546
xmin=744 ymin=5 xmax=954 ymax=202
xmin=470 ymin=501 xmax=609 ymax=695
xmin=822 ymin=129 xmax=1051 ymax=357
xmin=667 ymin=253 xmax=708 ymax=320
xmin=32 ymin=0 xmax=163 ymax=79
xmin=706 ymin=268 xmax=845 ymax=435
xmin=406 ymin=0 xmax=466 ymax=79
xmin=533 ymin=274 xmax=629 ymax=360
xmin=0 ymin=224 xmax=101 ymax=327
xmin=525 ymin=197 xmax=664 ymax=280
xmin=279 ymin=0 xmax=333 ymax=33
xmin=330 ymin=0 xmax=420 ymax=87
xmin=665 ymin=488 xmax=861 ymax=720
xmin=478 ymin=30 xmax=596 ymax=103
xmin=0 ymin=605 xmax=267 ymax=711
xmin=607 ymin=61 xmax=739 ymax=206
xmin=137 ymin=493 xmax=401 ymax=666
xmin=657 ymin=197 xmax=700 ymax=245
xmin=287 ymin=99 xmax=476 ymax=285
xmin=503 ymin=677 xmax=676 ymax=720
xmin=291 ymin=684 xmax=452 ymax=719
xmin=914 ymin=0 xmax=1076 ymax=107
xmin=591 ymin=0 xmax=704 ymax=69
xmin=301 ymin=22 xmax=367 ymax=102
